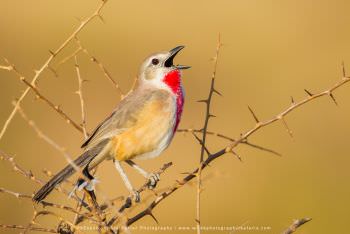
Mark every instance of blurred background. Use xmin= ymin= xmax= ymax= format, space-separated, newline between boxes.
xmin=1 ymin=0 xmax=350 ymax=233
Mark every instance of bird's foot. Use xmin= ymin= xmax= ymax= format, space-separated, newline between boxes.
xmin=79 ymin=178 xmax=99 ymax=191
xmin=147 ymin=173 xmax=160 ymax=189
xmin=69 ymin=178 xmax=99 ymax=198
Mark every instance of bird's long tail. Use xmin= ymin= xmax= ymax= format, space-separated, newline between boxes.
xmin=33 ymin=140 xmax=108 ymax=203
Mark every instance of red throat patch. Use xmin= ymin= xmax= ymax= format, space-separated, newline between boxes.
xmin=163 ymin=70 xmax=181 ymax=94
xmin=163 ymin=70 xmax=184 ymax=133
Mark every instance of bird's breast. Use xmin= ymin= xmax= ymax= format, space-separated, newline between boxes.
xmin=110 ymin=91 xmax=177 ymax=161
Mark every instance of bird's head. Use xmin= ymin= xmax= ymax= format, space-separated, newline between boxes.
xmin=138 ymin=46 xmax=190 ymax=94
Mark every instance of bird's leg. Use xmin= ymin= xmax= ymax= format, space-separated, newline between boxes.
xmin=114 ymin=159 xmax=140 ymax=203
xmin=125 ymin=160 xmax=160 ymax=189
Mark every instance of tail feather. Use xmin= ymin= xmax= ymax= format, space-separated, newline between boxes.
xmin=33 ymin=140 xmax=108 ymax=202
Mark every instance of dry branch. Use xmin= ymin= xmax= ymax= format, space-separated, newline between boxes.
xmin=55 ymin=47 xmax=83 ymax=70
xmin=73 ymin=53 xmax=90 ymax=229
xmin=0 ymin=0 xmax=108 ymax=141
xmin=0 ymin=149 xmax=92 ymax=211
xmin=282 ymin=217 xmax=312 ymax=234
xmin=76 ymin=38 xmax=125 ymax=97
xmin=195 ymin=35 xmax=222 ymax=234
xmin=0 ymin=150 xmax=44 ymax=185
xmin=0 ymin=64 xmax=13 ymax=71
xmin=0 ymin=224 xmax=57 ymax=233
xmin=225 ymin=74 xmax=350 ymax=154
xmin=0 ymin=187 xmax=32 ymax=199
xmin=75 ymin=55 xmax=88 ymax=139
xmin=17 ymin=105 xmax=79 ymax=172
xmin=22 ymin=76 xmax=84 ymax=133
xmin=177 ymin=128 xmax=281 ymax=156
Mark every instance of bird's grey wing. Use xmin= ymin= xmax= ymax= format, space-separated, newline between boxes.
xmin=81 ymin=88 xmax=170 ymax=150
xmin=80 ymin=110 xmax=117 ymax=149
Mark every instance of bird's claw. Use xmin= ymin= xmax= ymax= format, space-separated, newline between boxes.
xmin=147 ymin=173 xmax=160 ymax=189
xmin=68 ymin=178 xmax=99 ymax=199
xmin=81 ymin=178 xmax=99 ymax=191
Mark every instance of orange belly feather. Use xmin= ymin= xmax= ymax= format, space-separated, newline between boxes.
xmin=110 ymin=97 xmax=174 ymax=161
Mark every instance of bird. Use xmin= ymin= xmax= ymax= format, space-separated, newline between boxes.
xmin=33 ymin=46 xmax=190 ymax=203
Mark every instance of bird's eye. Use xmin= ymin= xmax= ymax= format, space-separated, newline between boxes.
xmin=151 ymin=58 xmax=159 ymax=65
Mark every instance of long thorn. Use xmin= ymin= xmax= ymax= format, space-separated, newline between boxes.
xmin=247 ymin=105 xmax=259 ymax=123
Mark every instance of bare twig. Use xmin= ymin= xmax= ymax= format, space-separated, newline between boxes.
xmin=0 ymin=150 xmax=44 ymax=185
xmin=282 ymin=217 xmax=312 ymax=234
xmin=0 ymin=187 xmax=32 ymax=199
xmin=3 ymin=59 xmax=85 ymax=133
xmin=17 ymin=104 xmax=81 ymax=173
xmin=76 ymin=38 xmax=124 ymax=97
xmin=17 ymin=75 xmax=84 ymax=133
xmin=0 ymin=150 xmax=94 ymax=216
xmin=0 ymin=0 xmax=108 ymax=141
xmin=0 ymin=188 xmax=90 ymax=219
xmin=40 ymin=201 xmax=94 ymax=219
xmin=73 ymin=55 xmax=89 ymax=225
xmin=0 ymin=224 xmax=57 ymax=233
xmin=55 ymin=47 xmax=83 ymax=70
xmin=74 ymin=55 xmax=88 ymax=139
xmin=23 ymin=206 xmax=38 ymax=234
xmin=195 ymin=35 xmax=222 ymax=234
xmin=125 ymin=76 xmax=139 ymax=97
xmin=177 ymin=128 xmax=281 ymax=156
xmin=225 ymin=74 xmax=350 ymax=154
xmin=0 ymin=63 xmax=13 ymax=71
xmin=32 ymin=210 xmax=83 ymax=234
xmin=191 ymin=132 xmax=211 ymax=156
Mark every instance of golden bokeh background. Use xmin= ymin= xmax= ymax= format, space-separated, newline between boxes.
xmin=1 ymin=0 xmax=350 ymax=233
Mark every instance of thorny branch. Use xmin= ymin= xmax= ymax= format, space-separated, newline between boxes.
xmin=17 ymin=105 xmax=79 ymax=173
xmin=9 ymin=65 xmax=84 ymax=133
xmin=0 ymin=150 xmax=91 ymax=210
xmin=0 ymin=187 xmax=32 ymax=199
xmin=55 ymin=47 xmax=83 ymax=70
xmin=75 ymin=55 xmax=88 ymax=139
xmin=177 ymin=128 xmax=282 ymax=156
xmin=0 ymin=0 xmax=108 ymax=141
xmin=76 ymin=38 xmax=125 ymax=97
xmin=195 ymin=35 xmax=222 ymax=234
xmin=0 ymin=150 xmax=44 ymax=185
xmin=224 ymin=64 xmax=350 ymax=154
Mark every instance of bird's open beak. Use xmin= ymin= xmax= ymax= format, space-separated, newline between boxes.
xmin=165 ymin=46 xmax=191 ymax=70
